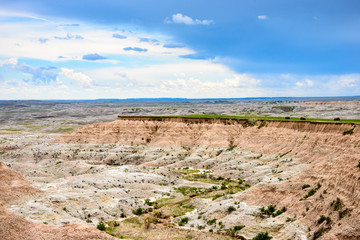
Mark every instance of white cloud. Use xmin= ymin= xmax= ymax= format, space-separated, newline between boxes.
xmin=60 ymin=68 xmax=92 ymax=86
xmin=305 ymin=79 xmax=314 ymax=86
xmin=258 ymin=15 xmax=268 ymax=20
xmin=165 ymin=13 xmax=213 ymax=25
xmin=337 ymin=75 xmax=360 ymax=88
xmin=224 ymin=74 xmax=260 ymax=88
xmin=0 ymin=58 xmax=18 ymax=66
xmin=0 ymin=15 xmax=192 ymax=61
xmin=296 ymin=79 xmax=314 ymax=87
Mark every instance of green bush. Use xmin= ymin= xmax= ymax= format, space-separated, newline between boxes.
xmin=179 ymin=217 xmax=189 ymax=226
xmin=343 ymin=126 xmax=355 ymax=135
xmin=302 ymin=184 xmax=310 ymax=189
xmin=260 ymin=205 xmax=286 ymax=217
xmin=317 ymin=215 xmax=331 ymax=224
xmin=227 ymin=206 xmax=236 ymax=213
xmin=207 ymin=218 xmax=217 ymax=225
xmin=97 ymin=221 xmax=106 ymax=231
xmin=132 ymin=208 xmax=144 ymax=215
xmin=330 ymin=198 xmax=342 ymax=211
xmin=234 ymin=225 xmax=245 ymax=231
xmin=252 ymin=232 xmax=272 ymax=240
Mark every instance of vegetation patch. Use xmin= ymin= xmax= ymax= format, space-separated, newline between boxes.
xmin=343 ymin=126 xmax=355 ymax=135
xmin=252 ymin=232 xmax=272 ymax=240
xmin=97 ymin=221 xmax=106 ymax=231
xmin=48 ymin=127 xmax=74 ymax=133
xmin=317 ymin=215 xmax=331 ymax=224
xmin=259 ymin=205 xmax=287 ymax=218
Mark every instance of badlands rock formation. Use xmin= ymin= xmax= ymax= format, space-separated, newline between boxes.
xmin=57 ymin=116 xmax=360 ymax=240
xmin=0 ymin=155 xmax=115 ymax=239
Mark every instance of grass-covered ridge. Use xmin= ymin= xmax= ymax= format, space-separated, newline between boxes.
xmin=119 ymin=114 xmax=360 ymax=125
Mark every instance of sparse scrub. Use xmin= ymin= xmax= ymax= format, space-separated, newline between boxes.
xmin=302 ymin=184 xmax=310 ymax=189
xmin=302 ymin=182 xmax=322 ymax=199
xmin=132 ymin=208 xmax=144 ymax=215
xmin=257 ymin=121 xmax=266 ymax=129
xmin=178 ymin=217 xmax=189 ymax=226
xmin=317 ymin=215 xmax=331 ymax=224
xmin=97 ymin=221 xmax=106 ymax=231
xmin=259 ymin=205 xmax=286 ymax=218
xmin=207 ymin=218 xmax=217 ymax=225
xmin=330 ymin=198 xmax=342 ymax=211
xmin=252 ymin=232 xmax=272 ymax=240
xmin=233 ymin=225 xmax=245 ymax=231
xmin=343 ymin=126 xmax=355 ymax=135
xmin=227 ymin=206 xmax=236 ymax=213
xmin=212 ymin=194 xmax=224 ymax=201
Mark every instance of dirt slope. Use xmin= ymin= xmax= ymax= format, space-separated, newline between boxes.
xmin=57 ymin=117 xmax=360 ymax=240
xmin=0 ymin=162 xmax=114 ymax=240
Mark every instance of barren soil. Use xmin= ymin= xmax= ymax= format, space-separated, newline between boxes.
xmin=0 ymin=99 xmax=359 ymax=240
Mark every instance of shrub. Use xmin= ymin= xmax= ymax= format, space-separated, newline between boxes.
xmin=260 ymin=205 xmax=286 ymax=218
xmin=133 ymin=208 xmax=144 ymax=215
xmin=252 ymin=232 xmax=272 ymax=240
xmin=227 ymin=206 xmax=236 ymax=213
xmin=258 ymin=121 xmax=266 ymax=129
xmin=207 ymin=219 xmax=217 ymax=225
xmin=302 ymin=184 xmax=310 ymax=189
xmin=145 ymin=199 xmax=153 ymax=206
xmin=357 ymin=161 xmax=360 ymax=168
xmin=330 ymin=198 xmax=342 ymax=211
xmin=212 ymin=194 xmax=224 ymax=201
xmin=304 ymin=188 xmax=317 ymax=199
xmin=234 ymin=225 xmax=245 ymax=231
xmin=317 ymin=215 xmax=331 ymax=224
xmin=179 ymin=217 xmax=189 ymax=226
xmin=97 ymin=222 xmax=106 ymax=231
xmin=343 ymin=126 xmax=355 ymax=135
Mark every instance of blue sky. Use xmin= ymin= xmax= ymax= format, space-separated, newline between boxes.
xmin=0 ymin=0 xmax=359 ymax=99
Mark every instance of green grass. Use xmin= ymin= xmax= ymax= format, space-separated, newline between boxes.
xmin=48 ymin=127 xmax=74 ymax=133
xmin=0 ymin=128 xmax=21 ymax=131
xmin=119 ymin=114 xmax=360 ymax=124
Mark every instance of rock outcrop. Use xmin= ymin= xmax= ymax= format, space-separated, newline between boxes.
xmin=57 ymin=116 xmax=360 ymax=240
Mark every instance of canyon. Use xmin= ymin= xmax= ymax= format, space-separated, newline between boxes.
xmin=0 ymin=99 xmax=359 ymax=240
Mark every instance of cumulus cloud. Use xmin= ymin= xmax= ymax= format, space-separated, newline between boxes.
xmin=123 ymin=47 xmax=148 ymax=52
xmin=165 ymin=13 xmax=213 ymax=25
xmin=224 ymin=74 xmax=261 ymax=88
xmin=82 ymin=53 xmax=107 ymax=61
xmin=258 ymin=15 xmax=268 ymax=20
xmin=112 ymin=33 xmax=127 ymax=39
xmin=54 ymin=33 xmax=84 ymax=40
xmin=161 ymin=74 xmax=260 ymax=90
xmin=163 ymin=43 xmax=185 ymax=48
xmin=296 ymin=79 xmax=314 ymax=87
xmin=60 ymin=68 xmax=92 ymax=86
xmin=337 ymin=75 xmax=359 ymax=88
xmin=0 ymin=58 xmax=18 ymax=66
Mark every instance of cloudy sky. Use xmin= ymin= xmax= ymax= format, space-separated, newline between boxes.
xmin=0 ymin=0 xmax=359 ymax=99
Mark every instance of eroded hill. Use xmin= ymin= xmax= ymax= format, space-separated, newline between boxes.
xmin=1 ymin=115 xmax=359 ymax=240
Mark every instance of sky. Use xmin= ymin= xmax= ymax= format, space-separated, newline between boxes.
xmin=0 ymin=0 xmax=359 ymax=99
